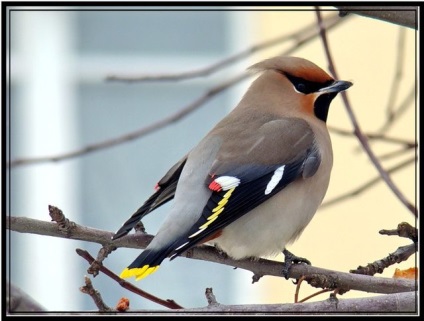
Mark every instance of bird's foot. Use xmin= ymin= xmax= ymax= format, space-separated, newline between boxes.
xmin=281 ymin=249 xmax=311 ymax=280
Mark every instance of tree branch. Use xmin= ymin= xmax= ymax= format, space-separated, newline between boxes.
xmin=77 ymin=292 xmax=417 ymax=314
xmin=7 ymin=215 xmax=416 ymax=295
xmin=335 ymin=6 xmax=417 ymax=29
xmin=79 ymin=276 xmax=112 ymax=312
xmin=105 ymin=13 xmax=344 ymax=83
xmin=179 ymin=291 xmax=417 ymax=313
xmin=322 ymin=156 xmax=415 ymax=208
xmin=76 ymin=249 xmax=184 ymax=310
xmin=315 ymin=9 xmax=417 ymax=217
xmin=7 ymin=13 xmax=347 ymax=169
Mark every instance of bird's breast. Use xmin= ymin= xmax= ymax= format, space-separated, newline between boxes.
xmin=210 ymin=156 xmax=332 ymax=260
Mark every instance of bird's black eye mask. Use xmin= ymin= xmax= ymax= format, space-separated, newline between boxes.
xmin=283 ymin=72 xmax=334 ymax=95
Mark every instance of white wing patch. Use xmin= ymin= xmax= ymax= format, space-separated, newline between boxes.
xmin=213 ymin=176 xmax=240 ymax=191
xmin=265 ymin=165 xmax=286 ymax=195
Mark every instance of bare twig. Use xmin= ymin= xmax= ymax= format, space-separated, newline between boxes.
xmin=76 ymin=249 xmax=184 ymax=310
xmin=315 ymin=9 xmax=417 ymax=217
xmin=80 ymin=276 xmax=112 ymax=312
xmin=48 ymin=204 xmax=76 ymax=236
xmin=351 ymin=222 xmax=417 ymax=277
xmin=205 ymin=288 xmax=219 ymax=307
xmin=106 ymin=13 xmax=344 ymax=83
xmin=384 ymin=28 xmax=406 ymax=128
xmin=7 ymin=13 xmax=347 ymax=169
xmin=294 ymin=275 xmax=306 ymax=303
xmin=377 ymin=146 xmax=416 ymax=161
xmin=322 ymin=156 xmax=415 ymax=208
xmin=350 ymin=243 xmax=417 ymax=276
xmin=328 ymin=126 xmax=416 ymax=148
xmin=380 ymin=222 xmax=418 ymax=243
xmin=87 ymin=244 xmax=117 ymax=277
xmin=298 ymin=288 xmax=333 ymax=304
xmin=378 ymin=86 xmax=416 ymax=134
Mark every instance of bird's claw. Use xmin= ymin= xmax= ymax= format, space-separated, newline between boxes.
xmin=282 ymin=249 xmax=311 ymax=280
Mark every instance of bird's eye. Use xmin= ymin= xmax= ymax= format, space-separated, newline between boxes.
xmin=284 ymin=72 xmax=330 ymax=95
xmin=296 ymin=83 xmax=306 ymax=93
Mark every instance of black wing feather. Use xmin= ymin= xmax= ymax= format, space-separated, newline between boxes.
xmin=169 ymin=156 xmax=306 ymax=259
xmin=112 ymin=156 xmax=187 ymax=240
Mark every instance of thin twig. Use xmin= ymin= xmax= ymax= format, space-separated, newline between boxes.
xmin=380 ymin=222 xmax=418 ymax=243
xmin=48 ymin=205 xmax=76 ymax=236
xmin=384 ymin=28 xmax=406 ymax=129
xmin=87 ymin=244 xmax=117 ymax=277
xmin=7 ymin=13 xmax=347 ymax=169
xmin=378 ymin=86 xmax=416 ymax=134
xmin=76 ymin=248 xmax=184 ymax=310
xmin=377 ymin=145 xmax=415 ymax=161
xmin=7 ymin=74 xmax=243 ymax=168
xmin=294 ymin=276 xmax=306 ymax=303
xmin=315 ymin=9 xmax=417 ymax=217
xmin=350 ymin=243 xmax=417 ymax=276
xmin=205 ymin=288 xmax=219 ymax=307
xmin=298 ymin=289 xmax=333 ymax=304
xmin=106 ymin=13 xmax=344 ymax=83
xmin=321 ymin=156 xmax=415 ymax=208
xmin=80 ymin=276 xmax=112 ymax=312
xmin=329 ymin=126 xmax=416 ymax=147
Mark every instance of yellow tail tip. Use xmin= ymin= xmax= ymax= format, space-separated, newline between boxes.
xmin=120 ymin=265 xmax=160 ymax=281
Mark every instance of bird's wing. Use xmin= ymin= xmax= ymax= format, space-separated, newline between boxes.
xmin=112 ymin=155 xmax=188 ymax=240
xmin=168 ymin=117 xmax=321 ymax=258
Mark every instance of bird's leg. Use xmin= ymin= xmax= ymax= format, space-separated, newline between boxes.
xmin=281 ymin=248 xmax=311 ymax=280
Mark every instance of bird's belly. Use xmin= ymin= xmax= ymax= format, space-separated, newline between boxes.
xmin=211 ymin=178 xmax=327 ymax=260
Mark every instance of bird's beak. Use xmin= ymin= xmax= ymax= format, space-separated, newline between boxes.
xmin=319 ymin=80 xmax=353 ymax=94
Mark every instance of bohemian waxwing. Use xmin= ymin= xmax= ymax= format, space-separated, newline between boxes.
xmin=113 ymin=56 xmax=352 ymax=280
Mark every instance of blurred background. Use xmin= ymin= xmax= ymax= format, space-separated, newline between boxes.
xmin=6 ymin=6 xmax=417 ymax=311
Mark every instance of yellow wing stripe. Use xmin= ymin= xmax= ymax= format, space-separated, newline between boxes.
xmin=225 ymin=188 xmax=234 ymax=197
xmin=120 ymin=264 xmax=160 ymax=281
xmin=213 ymin=198 xmax=228 ymax=212
xmin=209 ymin=207 xmax=224 ymax=219
xmin=188 ymin=187 xmax=236 ymax=239
xmin=199 ymin=215 xmax=218 ymax=230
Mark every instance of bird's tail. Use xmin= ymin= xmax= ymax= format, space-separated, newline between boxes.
xmin=120 ymin=247 xmax=173 ymax=281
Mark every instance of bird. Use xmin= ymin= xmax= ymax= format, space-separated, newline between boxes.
xmin=112 ymin=56 xmax=352 ymax=281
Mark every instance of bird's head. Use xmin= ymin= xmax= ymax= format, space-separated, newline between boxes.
xmin=248 ymin=56 xmax=353 ymax=122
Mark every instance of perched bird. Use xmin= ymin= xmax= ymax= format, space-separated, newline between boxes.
xmin=113 ymin=56 xmax=352 ymax=281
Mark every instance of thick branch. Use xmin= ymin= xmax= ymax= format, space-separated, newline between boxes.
xmin=335 ymin=6 xmax=417 ymax=29
xmin=7 ymin=216 xmax=416 ymax=295
xmin=66 ymin=292 xmax=416 ymax=314
xmin=177 ymin=292 xmax=417 ymax=313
